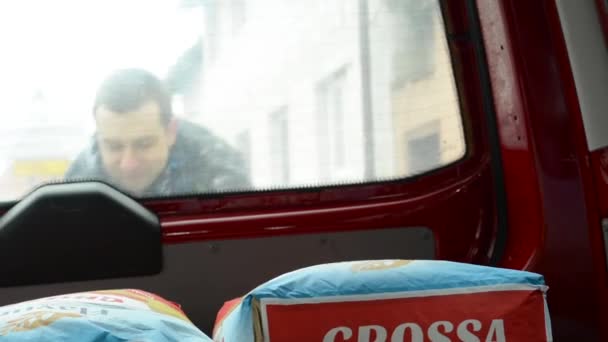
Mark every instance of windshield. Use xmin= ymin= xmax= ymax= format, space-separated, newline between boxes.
xmin=0 ymin=0 xmax=465 ymax=201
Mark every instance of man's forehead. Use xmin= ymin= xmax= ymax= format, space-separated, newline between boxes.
xmin=95 ymin=101 xmax=165 ymax=138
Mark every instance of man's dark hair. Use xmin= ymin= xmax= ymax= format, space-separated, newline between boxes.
xmin=93 ymin=68 xmax=173 ymax=125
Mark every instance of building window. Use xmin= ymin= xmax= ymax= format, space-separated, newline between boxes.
xmin=316 ymin=68 xmax=348 ymax=180
xmin=230 ymin=0 xmax=246 ymax=35
xmin=236 ymin=129 xmax=252 ymax=177
xmin=388 ymin=0 xmax=436 ymax=87
xmin=269 ymin=107 xmax=290 ymax=184
xmin=407 ymin=123 xmax=441 ymax=174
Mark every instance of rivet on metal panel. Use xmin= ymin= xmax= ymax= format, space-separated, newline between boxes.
xmin=209 ymin=243 xmax=220 ymax=254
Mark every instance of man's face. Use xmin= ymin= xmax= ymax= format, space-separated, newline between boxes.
xmin=95 ymin=101 xmax=176 ymax=195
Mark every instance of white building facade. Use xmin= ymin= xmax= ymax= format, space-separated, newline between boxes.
xmin=192 ymin=0 xmax=465 ymax=189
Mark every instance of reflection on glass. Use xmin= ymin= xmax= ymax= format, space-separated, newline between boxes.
xmin=66 ymin=69 xmax=249 ymax=196
xmin=0 ymin=0 xmax=465 ymax=200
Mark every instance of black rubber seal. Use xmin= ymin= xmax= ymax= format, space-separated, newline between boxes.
xmin=462 ymin=0 xmax=510 ymax=266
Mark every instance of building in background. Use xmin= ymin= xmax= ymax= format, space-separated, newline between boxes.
xmin=383 ymin=0 xmax=465 ymax=175
xmin=176 ymin=0 xmax=465 ymax=190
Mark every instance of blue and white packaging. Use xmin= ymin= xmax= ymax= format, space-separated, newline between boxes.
xmin=214 ymin=260 xmax=552 ymax=342
xmin=0 ymin=289 xmax=212 ymax=342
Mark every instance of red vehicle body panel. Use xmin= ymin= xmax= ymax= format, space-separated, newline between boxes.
xmin=481 ymin=0 xmax=605 ymax=339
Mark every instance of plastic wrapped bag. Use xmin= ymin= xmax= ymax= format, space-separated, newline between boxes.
xmin=214 ymin=260 xmax=552 ymax=341
xmin=0 ymin=289 xmax=212 ymax=341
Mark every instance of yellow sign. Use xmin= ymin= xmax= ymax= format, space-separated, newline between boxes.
xmin=13 ymin=160 xmax=70 ymax=177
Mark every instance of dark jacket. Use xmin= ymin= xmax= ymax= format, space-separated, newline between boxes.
xmin=65 ymin=119 xmax=250 ymax=197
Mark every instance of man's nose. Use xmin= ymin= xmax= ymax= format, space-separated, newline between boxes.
xmin=119 ymin=149 xmax=140 ymax=172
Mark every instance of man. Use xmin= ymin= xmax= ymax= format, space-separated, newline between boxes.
xmin=65 ymin=68 xmax=249 ymax=197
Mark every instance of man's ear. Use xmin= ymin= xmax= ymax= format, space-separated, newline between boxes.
xmin=167 ymin=118 xmax=178 ymax=146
